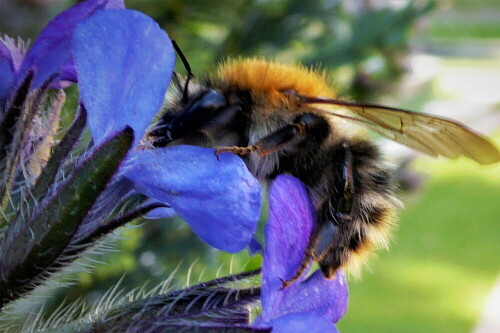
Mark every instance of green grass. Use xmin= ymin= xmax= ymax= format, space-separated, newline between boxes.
xmin=452 ymin=0 xmax=500 ymax=10
xmin=429 ymin=22 xmax=500 ymax=40
xmin=337 ymin=154 xmax=500 ymax=332
xmin=425 ymin=1 xmax=500 ymax=40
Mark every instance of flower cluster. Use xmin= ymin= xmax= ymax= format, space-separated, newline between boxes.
xmin=0 ymin=1 xmax=348 ymax=331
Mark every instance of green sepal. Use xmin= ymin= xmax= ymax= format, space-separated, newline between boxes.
xmin=30 ymin=105 xmax=87 ymax=202
xmin=91 ymin=287 xmax=261 ymax=332
xmin=0 ymin=70 xmax=34 ymax=157
xmin=0 ymin=126 xmax=134 ymax=308
xmin=0 ymin=73 xmax=57 ymax=211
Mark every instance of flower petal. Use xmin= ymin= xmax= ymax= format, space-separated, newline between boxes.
xmin=0 ymin=36 xmax=25 ymax=72
xmin=248 ymin=236 xmax=263 ymax=255
xmin=261 ymin=175 xmax=348 ymax=323
xmin=73 ymin=9 xmax=174 ymax=146
xmin=16 ymin=0 xmax=109 ymax=89
xmin=125 ymin=146 xmax=262 ymax=253
xmin=105 ymin=0 xmax=125 ymax=8
xmin=268 ymin=313 xmax=339 ymax=333
xmin=261 ymin=175 xmax=315 ymax=318
xmin=0 ymin=40 xmax=15 ymax=108
xmin=144 ymin=206 xmax=177 ymax=219
xmin=142 ymin=199 xmax=177 ymax=219
xmin=274 ymin=270 xmax=348 ymax=323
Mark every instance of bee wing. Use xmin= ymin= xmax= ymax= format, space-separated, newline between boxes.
xmin=298 ymin=96 xmax=500 ymax=165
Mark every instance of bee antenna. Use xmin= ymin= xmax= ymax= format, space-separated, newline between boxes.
xmin=172 ymin=40 xmax=194 ymax=103
xmin=171 ymin=72 xmax=183 ymax=92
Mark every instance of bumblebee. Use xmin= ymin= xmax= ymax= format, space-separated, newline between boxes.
xmin=149 ymin=49 xmax=500 ymax=286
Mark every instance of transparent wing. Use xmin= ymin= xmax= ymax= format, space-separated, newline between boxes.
xmin=297 ymin=95 xmax=500 ymax=165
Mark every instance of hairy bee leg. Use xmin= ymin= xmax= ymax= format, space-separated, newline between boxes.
xmin=319 ymin=226 xmax=363 ymax=279
xmin=214 ymin=145 xmax=259 ymax=157
xmin=317 ymin=141 xmax=397 ymax=278
xmin=214 ymin=123 xmax=303 ymax=157
xmin=215 ymin=113 xmax=329 ymax=157
xmin=312 ymin=221 xmax=341 ymax=261
xmin=280 ymin=222 xmax=337 ymax=288
xmin=338 ymin=143 xmax=354 ymax=214
xmin=281 ymin=144 xmax=355 ymax=287
xmin=280 ymin=252 xmax=313 ymax=289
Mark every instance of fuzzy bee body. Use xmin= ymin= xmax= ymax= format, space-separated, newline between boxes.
xmin=150 ymin=58 xmax=499 ymax=284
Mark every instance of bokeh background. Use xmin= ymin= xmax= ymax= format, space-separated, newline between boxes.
xmin=1 ymin=0 xmax=499 ymax=332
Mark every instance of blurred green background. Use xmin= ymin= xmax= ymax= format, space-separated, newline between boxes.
xmin=1 ymin=0 xmax=499 ymax=332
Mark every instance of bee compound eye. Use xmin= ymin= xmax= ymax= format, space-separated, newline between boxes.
xmin=294 ymin=113 xmax=322 ymax=129
xmin=196 ymin=89 xmax=227 ymax=110
xmin=293 ymin=113 xmax=330 ymax=143
xmin=179 ymin=89 xmax=227 ymax=126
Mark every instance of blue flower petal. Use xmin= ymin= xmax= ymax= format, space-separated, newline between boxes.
xmin=73 ymin=9 xmax=174 ymax=146
xmin=125 ymin=145 xmax=262 ymax=253
xmin=268 ymin=313 xmax=339 ymax=333
xmin=261 ymin=175 xmax=348 ymax=323
xmin=248 ymin=236 xmax=263 ymax=255
xmin=144 ymin=206 xmax=177 ymax=219
xmin=16 ymin=0 xmax=109 ymax=89
xmin=261 ymin=175 xmax=315 ymax=318
xmin=273 ymin=270 xmax=348 ymax=323
xmin=105 ymin=0 xmax=125 ymax=8
xmin=142 ymin=199 xmax=177 ymax=220
xmin=59 ymin=64 xmax=77 ymax=84
xmin=0 ymin=40 xmax=15 ymax=108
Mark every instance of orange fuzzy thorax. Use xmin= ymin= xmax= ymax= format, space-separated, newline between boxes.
xmin=216 ymin=58 xmax=336 ymax=108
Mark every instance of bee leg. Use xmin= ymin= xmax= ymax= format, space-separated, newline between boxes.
xmin=280 ymin=222 xmax=338 ymax=289
xmin=214 ymin=123 xmax=301 ymax=157
xmin=214 ymin=145 xmax=259 ymax=157
xmin=215 ymin=113 xmax=329 ymax=157
xmin=280 ymin=252 xmax=313 ymax=289
xmin=280 ymin=143 xmax=354 ymax=287
xmin=319 ymin=226 xmax=365 ymax=279
xmin=318 ymin=141 xmax=396 ymax=278
xmin=316 ymin=143 xmax=363 ymax=279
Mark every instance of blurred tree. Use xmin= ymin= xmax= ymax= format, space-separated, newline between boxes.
xmin=127 ymin=0 xmax=435 ymax=100
xmin=0 ymin=0 xmax=69 ymax=38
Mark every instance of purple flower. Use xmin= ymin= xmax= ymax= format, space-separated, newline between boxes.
xmin=0 ymin=0 xmax=122 ymax=109
xmin=72 ymin=9 xmax=261 ymax=253
xmin=127 ymin=147 xmax=262 ymax=252
xmin=255 ymin=175 xmax=348 ymax=332
xmin=0 ymin=37 xmax=24 ymax=108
